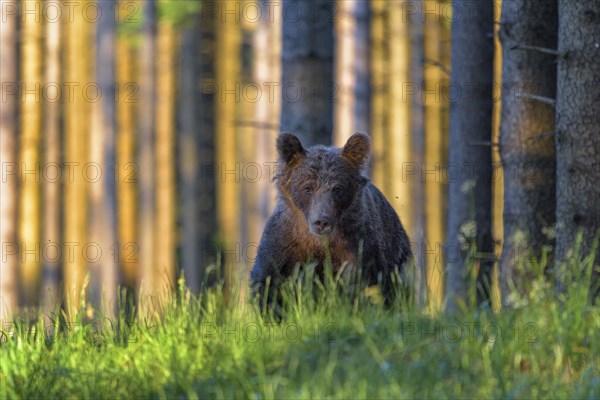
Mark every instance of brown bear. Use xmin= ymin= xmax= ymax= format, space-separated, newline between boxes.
xmin=250 ymin=132 xmax=412 ymax=308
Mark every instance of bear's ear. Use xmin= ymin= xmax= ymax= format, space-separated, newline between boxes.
xmin=342 ymin=132 xmax=370 ymax=169
xmin=277 ymin=133 xmax=306 ymax=164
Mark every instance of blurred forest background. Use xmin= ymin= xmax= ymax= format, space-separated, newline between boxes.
xmin=1 ymin=0 xmax=598 ymax=323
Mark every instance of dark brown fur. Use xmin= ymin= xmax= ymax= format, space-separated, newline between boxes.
xmin=250 ymin=133 xmax=412 ymax=307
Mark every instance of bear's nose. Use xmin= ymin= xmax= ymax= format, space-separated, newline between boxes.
xmin=312 ymin=217 xmax=333 ymax=235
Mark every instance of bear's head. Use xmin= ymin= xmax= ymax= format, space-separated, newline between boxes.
xmin=276 ymin=132 xmax=370 ymax=236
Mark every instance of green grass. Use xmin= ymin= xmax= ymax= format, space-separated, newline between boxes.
xmin=1 ymin=260 xmax=598 ymax=400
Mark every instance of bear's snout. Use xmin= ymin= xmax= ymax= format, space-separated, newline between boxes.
xmin=309 ymin=216 xmax=334 ymax=236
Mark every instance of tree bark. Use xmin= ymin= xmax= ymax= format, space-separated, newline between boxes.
xmin=89 ymin=0 xmax=119 ymax=319
xmin=137 ymin=0 xmax=157 ymax=316
xmin=179 ymin=4 xmax=219 ymax=294
xmin=555 ymin=0 xmax=600 ymax=303
xmin=19 ymin=0 xmax=43 ymax=307
xmin=253 ymin=0 xmax=281 ymax=232
xmin=445 ymin=0 xmax=495 ymax=312
xmin=178 ymin=25 xmax=202 ymax=294
xmin=214 ymin=0 xmax=242 ymax=302
xmin=244 ymin=0 xmax=282 ymax=302
xmin=280 ymin=0 xmax=334 ymax=146
xmin=198 ymin=9 xmax=218 ymax=288
xmin=41 ymin=0 xmax=62 ymax=323
xmin=423 ymin=0 xmax=447 ymax=311
xmin=498 ymin=0 xmax=557 ymax=306
xmin=0 ymin=0 xmax=19 ymax=323
xmin=198 ymin=6 xmax=218 ymax=287
xmin=239 ymin=19 xmax=255 ymax=306
xmin=333 ymin=0 xmax=371 ymax=146
xmin=64 ymin=0 xmax=91 ymax=320
xmin=155 ymin=18 xmax=176 ymax=304
xmin=490 ymin=0 xmax=503 ymax=311
xmin=386 ymin=2 xmax=413 ymax=234
xmin=369 ymin=0 xmax=389 ymax=191
xmin=409 ymin=1 xmax=426 ymax=308
xmin=116 ymin=3 xmax=138 ymax=296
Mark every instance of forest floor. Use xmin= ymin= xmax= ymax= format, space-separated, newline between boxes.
xmin=1 ymin=259 xmax=599 ymax=399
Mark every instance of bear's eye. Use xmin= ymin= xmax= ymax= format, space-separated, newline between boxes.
xmin=332 ymin=186 xmax=343 ymax=197
xmin=303 ymin=186 xmax=314 ymax=194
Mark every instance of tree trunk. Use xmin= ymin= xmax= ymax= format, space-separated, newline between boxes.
xmin=498 ymin=0 xmax=557 ymax=306
xmin=155 ymin=18 xmax=176 ymax=304
xmin=178 ymin=25 xmax=202 ymax=294
xmin=89 ymin=0 xmax=119 ymax=319
xmin=116 ymin=0 xmax=138 ymax=298
xmin=64 ymin=0 xmax=91 ymax=321
xmin=445 ymin=0 xmax=495 ymax=312
xmin=0 ymin=0 xmax=19 ymax=323
xmin=409 ymin=1 xmax=426 ymax=308
xmin=41 ymin=0 xmax=62 ymax=323
xmin=280 ymin=0 xmax=334 ymax=146
xmin=246 ymin=0 xmax=281 ymax=301
xmin=387 ymin=2 xmax=413 ymax=242
xmin=253 ymin=0 xmax=281 ymax=230
xmin=423 ymin=0 xmax=447 ymax=311
xmin=19 ymin=0 xmax=43 ymax=307
xmin=178 ymin=5 xmax=220 ymax=295
xmin=214 ymin=0 xmax=242 ymax=302
xmin=555 ymin=0 xmax=600 ymax=303
xmin=137 ymin=0 xmax=157 ymax=316
xmin=198 ymin=6 xmax=218 ymax=287
xmin=333 ymin=0 xmax=371 ymax=146
xmin=369 ymin=0 xmax=389 ymax=190
xmin=239 ymin=20 xmax=255 ymax=306
xmin=490 ymin=0 xmax=503 ymax=311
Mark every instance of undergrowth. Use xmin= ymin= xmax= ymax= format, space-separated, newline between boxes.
xmin=1 ymin=249 xmax=598 ymax=399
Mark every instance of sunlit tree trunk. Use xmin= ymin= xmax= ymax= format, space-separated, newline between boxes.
xmin=386 ymin=2 xmax=412 ymax=235
xmin=490 ymin=0 xmax=504 ymax=312
xmin=250 ymin=0 xmax=282 ymax=280
xmin=238 ymin=17 xmax=255 ymax=306
xmin=64 ymin=0 xmax=91 ymax=321
xmin=423 ymin=0 xmax=447 ymax=311
xmin=155 ymin=17 xmax=177 ymax=303
xmin=116 ymin=3 xmax=138 ymax=296
xmin=252 ymin=0 xmax=281 ymax=244
xmin=89 ymin=57 xmax=104 ymax=318
xmin=555 ymin=0 xmax=600 ymax=304
xmin=244 ymin=0 xmax=282 ymax=304
xmin=439 ymin=1 xmax=452 ymax=309
xmin=0 ymin=0 xmax=19 ymax=322
xmin=281 ymin=0 xmax=334 ymax=146
xmin=215 ymin=0 xmax=242 ymax=302
xmin=41 ymin=0 xmax=62 ymax=322
xmin=137 ymin=0 xmax=157 ymax=317
xmin=333 ymin=0 xmax=370 ymax=146
xmin=498 ymin=0 xmax=557 ymax=306
xmin=369 ymin=0 xmax=388 ymax=191
xmin=19 ymin=0 xmax=43 ymax=307
xmin=445 ymin=0 xmax=495 ymax=312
